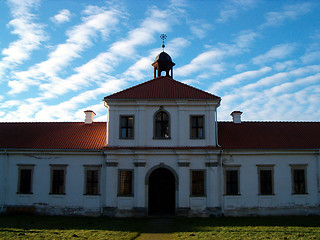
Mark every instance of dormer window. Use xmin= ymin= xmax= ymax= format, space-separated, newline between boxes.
xmin=154 ymin=109 xmax=170 ymax=139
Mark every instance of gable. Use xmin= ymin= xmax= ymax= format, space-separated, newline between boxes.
xmin=104 ymin=76 xmax=220 ymax=100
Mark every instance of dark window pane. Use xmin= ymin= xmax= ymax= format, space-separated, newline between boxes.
xmin=226 ymin=170 xmax=238 ymax=195
xmin=155 ymin=111 xmax=170 ymax=139
xmin=120 ymin=116 xmax=134 ymax=139
xmin=293 ymin=169 xmax=306 ymax=194
xmin=86 ymin=169 xmax=99 ymax=195
xmin=120 ymin=171 xmax=132 ymax=196
xmin=19 ymin=169 xmax=32 ymax=194
xmin=260 ymin=170 xmax=272 ymax=195
xmin=190 ymin=116 xmax=204 ymax=139
xmin=52 ymin=169 xmax=65 ymax=194
xmin=128 ymin=117 xmax=134 ymax=127
xmin=192 ymin=171 xmax=204 ymax=196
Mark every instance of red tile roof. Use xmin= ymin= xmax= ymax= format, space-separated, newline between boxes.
xmin=104 ymin=76 xmax=220 ymax=100
xmin=0 ymin=121 xmax=319 ymax=150
xmin=218 ymin=121 xmax=320 ymax=150
xmin=0 ymin=122 xmax=106 ymax=150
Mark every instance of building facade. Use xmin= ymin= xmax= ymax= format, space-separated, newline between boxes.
xmin=0 ymin=52 xmax=319 ymax=217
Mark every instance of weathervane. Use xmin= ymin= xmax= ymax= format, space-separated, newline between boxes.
xmin=160 ymin=33 xmax=167 ymax=51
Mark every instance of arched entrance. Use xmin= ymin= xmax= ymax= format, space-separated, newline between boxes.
xmin=148 ymin=167 xmax=176 ymax=216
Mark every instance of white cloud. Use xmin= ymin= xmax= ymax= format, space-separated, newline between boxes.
xmin=260 ymin=2 xmax=312 ymax=28
xmin=273 ymin=60 xmax=296 ymax=71
xmin=0 ymin=0 xmax=46 ymax=79
xmin=301 ymin=44 xmax=320 ymax=64
xmin=189 ymin=20 xmax=212 ymax=39
xmin=209 ymin=66 xmax=272 ymax=94
xmin=9 ymin=5 xmax=123 ymax=94
xmin=175 ymin=30 xmax=258 ymax=78
xmin=252 ymin=43 xmax=296 ymax=65
xmin=50 ymin=9 xmax=71 ymax=24
xmin=37 ymin=4 xmax=187 ymax=100
xmin=217 ymin=0 xmax=257 ymax=23
xmin=175 ymin=49 xmax=226 ymax=77
xmin=218 ymin=65 xmax=320 ymax=121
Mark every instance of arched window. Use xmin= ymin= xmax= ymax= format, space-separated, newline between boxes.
xmin=154 ymin=110 xmax=170 ymax=139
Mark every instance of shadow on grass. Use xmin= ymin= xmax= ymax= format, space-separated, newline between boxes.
xmin=172 ymin=216 xmax=320 ymax=233
xmin=1 ymin=215 xmax=320 ymax=234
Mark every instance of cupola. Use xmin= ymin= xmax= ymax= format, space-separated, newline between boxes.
xmin=152 ymin=34 xmax=175 ymax=78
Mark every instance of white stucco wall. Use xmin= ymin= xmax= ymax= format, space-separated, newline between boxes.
xmin=1 ymin=149 xmax=319 ymax=216
xmin=1 ymin=150 xmax=104 ymax=216
xmin=106 ymin=100 xmax=219 ymax=148
xmin=222 ymin=151 xmax=320 ymax=216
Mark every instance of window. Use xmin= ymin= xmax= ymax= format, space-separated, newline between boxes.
xmin=50 ymin=165 xmax=67 ymax=195
xmin=154 ymin=110 xmax=170 ymax=139
xmin=84 ymin=165 xmax=101 ymax=195
xmin=119 ymin=170 xmax=133 ymax=196
xmin=225 ymin=169 xmax=239 ymax=195
xmin=190 ymin=116 xmax=204 ymax=139
xmin=291 ymin=165 xmax=307 ymax=194
xmin=191 ymin=170 xmax=205 ymax=196
xmin=17 ymin=164 xmax=34 ymax=194
xmin=120 ymin=116 xmax=134 ymax=139
xmin=258 ymin=166 xmax=274 ymax=195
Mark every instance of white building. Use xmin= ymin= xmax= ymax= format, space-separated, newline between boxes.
xmin=0 ymin=51 xmax=319 ymax=217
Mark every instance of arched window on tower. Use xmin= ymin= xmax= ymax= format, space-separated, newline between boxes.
xmin=154 ymin=109 xmax=170 ymax=139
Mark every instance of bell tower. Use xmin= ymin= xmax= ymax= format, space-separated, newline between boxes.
xmin=152 ymin=34 xmax=175 ymax=78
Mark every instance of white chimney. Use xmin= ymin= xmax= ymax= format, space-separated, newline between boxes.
xmin=231 ymin=111 xmax=242 ymax=124
xmin=84 ymin=110 xmax=96 ymax=124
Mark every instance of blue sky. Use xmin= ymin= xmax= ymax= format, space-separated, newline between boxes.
xmin=0 ymin=0 xmax=319 ymax=122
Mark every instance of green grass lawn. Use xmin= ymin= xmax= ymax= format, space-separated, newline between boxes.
xmin=172 ymin=216 xmax=320 ymax=239
xmin=0 ymin=215 xmax=319 ymax=239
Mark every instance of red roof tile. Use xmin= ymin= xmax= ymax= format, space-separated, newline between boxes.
xmin=218 ymin=122 xmax=320 ymax=150
xmin=104 ymin=76 xmax=220 ymax=100
xmin=0 ymin=121 xmax=319 ymax=150
xmin=0 ymin=122 xmax=106 ymax=150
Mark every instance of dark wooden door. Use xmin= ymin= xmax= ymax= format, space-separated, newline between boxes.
xmin=148 ymin=168 xmax=175 ymax=215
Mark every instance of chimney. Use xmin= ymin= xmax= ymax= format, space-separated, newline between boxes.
xmin=231 ymin=111 xmax=242 ymax=124
xmin=84 ymin=110 xmax=96 ymax=124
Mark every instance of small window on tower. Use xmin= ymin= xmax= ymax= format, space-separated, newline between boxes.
xmin=154 ymin=110 xmax=170 ymax=139
xmin=190 ymin=115 xmax=204 ymax=139
xmin=120 ymin=116 xmax=134 ymax=139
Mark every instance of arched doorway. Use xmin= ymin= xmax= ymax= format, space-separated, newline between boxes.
xmin=148 ymin=167 xmax=176 ymax=216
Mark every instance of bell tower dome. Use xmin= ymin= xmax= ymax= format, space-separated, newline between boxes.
xmin=152 ymin=51 xmax=175 ymax=78
xmin=152 ymin=34 xmax=175 ymax=79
